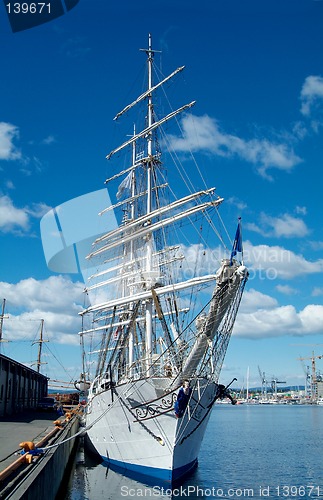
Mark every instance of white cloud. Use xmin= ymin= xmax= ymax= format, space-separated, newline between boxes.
xmin=42 ymin=135 xmax=56 ymax=145
xmin=244 ymin=241 xmax=323 ymax=280
xmin=295 ymin=206 xmax=307 ymax=216
xmin=177 ymin=240 xmax=323 ymax=282
xmin=234 ymin=304 xmax=301 ymax=339
xmin=26 ymin=202 xmax=52 ymax=219
xmin=0 ymin=195 xmax=51 ymax=234
xmin=0 ymin=122 xmax=21 ymax=160
xmin=166 ymin=114 xmax=302 ymax=179
xmin=309 ymin=241 xmax=323 ymax=251
xmin=299 ymin=305 xmax=323 ymax=333
xmin=227 ymin=196 xmax=247 ymax=211
xmin=61 ymin=37 xmax=91 ymax=58
xmin=0 ymin=195 xmax=29 ymax=232
xmin=5 ymin=180 xmax=15 ymax=190
xmin=0 ymin=122 xmax=45 ymax=175
xmin=292 ymin=121 xmax=308 ymax=140
xmin=175 ymin=242 xmax=323 ymax=339
xmin=177 ymin=243 xmax=226 ymax=281
xmin=239 ymin=288 xmax=278 ymax=313
xmin=300 ymin=75 xmax=323 ymax=116
xmin=0 ymin=276 xmax=83 ymax=344
xmin=246 ymin=212 xmax=310 ymax=239
xmin=234 ymin=290 xmax=323 ymax=339
xmin=265 ymin=213 xmax=309 ymax=238
xmin=276 ymin=284 xmax=299 ymax=295
xmin=0 ymin=275 xmax=83 ymax=313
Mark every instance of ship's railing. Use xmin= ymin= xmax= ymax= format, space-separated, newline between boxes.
xmin=130 ymin=390 xmax=178 ymax=422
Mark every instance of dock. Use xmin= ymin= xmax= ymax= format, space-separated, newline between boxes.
xmin=0 ymin=408 xmax=80 ymax=499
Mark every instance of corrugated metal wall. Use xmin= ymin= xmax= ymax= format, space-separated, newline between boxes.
xmin=0 ymin=354 xmax=48 ymax=417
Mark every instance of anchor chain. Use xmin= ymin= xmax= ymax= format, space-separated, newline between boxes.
xmin=116 ymin=389 xmax=165 ymax=446
xmin=179 ymin=378 xmax=237 ymax=445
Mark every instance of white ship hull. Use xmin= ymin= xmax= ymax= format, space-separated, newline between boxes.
xmin=86 ymin=377 xmax=217 ymax=483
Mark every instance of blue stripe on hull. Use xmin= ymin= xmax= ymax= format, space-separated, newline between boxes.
xmin=100 ymin=456 xmax=198 ymax=486
xmin=173 ymin=458 xmax=198 ymax=482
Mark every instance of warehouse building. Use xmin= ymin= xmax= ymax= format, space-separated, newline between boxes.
xmin=0 ymin=353 xmax=48 ymax=417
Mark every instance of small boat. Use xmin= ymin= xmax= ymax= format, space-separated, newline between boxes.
xmin=79 ymin=34 xmax=248 ymax=484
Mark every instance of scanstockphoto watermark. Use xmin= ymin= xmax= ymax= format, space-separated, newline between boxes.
xmin=120 ymin=484 xmax=257 ymax=497
xmin=120 ymin=484 xmax=323 ymax=497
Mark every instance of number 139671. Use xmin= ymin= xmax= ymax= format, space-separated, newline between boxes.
xmin=6 ymin=3 xmax=51 ymax=14
xmin=276 ymin=485 xmax=321 ymax=497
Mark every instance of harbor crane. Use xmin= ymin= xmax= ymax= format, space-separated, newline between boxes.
xmin=298 ymin=351 xmax=323 ymax=401
xmin=299 ymin=357 xmax=311 ymax=397
xmin=271 ymin=377 xmax=286 ymax=398
xmin=258 ymin=365 xmax=267 ymax=399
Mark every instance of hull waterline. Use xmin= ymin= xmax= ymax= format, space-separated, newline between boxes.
xmin=85 ymin=378 xmax=217 ymax=483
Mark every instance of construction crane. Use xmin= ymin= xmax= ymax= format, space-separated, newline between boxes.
xmin=299 ymin=357 xmax=311 ymax=397
xmin=298 ymin=351 xmax=323 ymax=402
xmin=271 ymin=377 xmax=286 ymax=398
xmin=258 ymin=365 xmax=267 ymax=399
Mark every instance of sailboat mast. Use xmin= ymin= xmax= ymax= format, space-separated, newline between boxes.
xmin=145 ymin=33 xmax=154 ymax=372
xmin=37 ymin=319 xmax=44 ymax=373
xmin=128 ymin=125 xmax=136 ymax=376
xmin=0 ymin=299 xmax=6 ymax=348
xmin=147 ymin=32 xmax=153 ymax=213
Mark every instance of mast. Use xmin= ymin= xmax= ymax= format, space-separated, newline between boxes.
xmin=144 ymin=33 xmax=154 ymax=373
xmin=32 ymin=319 xmax=48 ymax=373
xmin=37 ymin=319 xmax=44 ymax=373
xmin=79 ymin=36 xmax=249 ymax=391
xmin=128 ymin=125 xmax=136 ymax=377
xmin=246 ymin=366 xmax=249 ymax=402
xmin=113 ymin=65 xmax=185 ymax=121
xmin=0 ymin=299 xmax=6 ymax=353
xmin=0 ymin=299 xmax=6 ymax=342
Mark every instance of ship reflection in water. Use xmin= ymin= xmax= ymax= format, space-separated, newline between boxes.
xmin=65 ymin=438 xmax=175 ymax=500
xmin=64 ymin=406 xmax=323 ymax=500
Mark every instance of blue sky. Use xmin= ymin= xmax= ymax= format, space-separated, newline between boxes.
xmin=1 ymin=0 xmax=323 ymax=391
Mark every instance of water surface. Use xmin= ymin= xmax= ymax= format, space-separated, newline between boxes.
xmin=64 ymin=405 xmax=323 ymax=499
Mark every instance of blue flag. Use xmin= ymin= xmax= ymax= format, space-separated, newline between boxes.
xmin=230 ymin=221 xmax=243 ymax=265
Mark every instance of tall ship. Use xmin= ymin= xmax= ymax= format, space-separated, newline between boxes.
xmin=79 ymin=35 xmax=248 ymax=484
